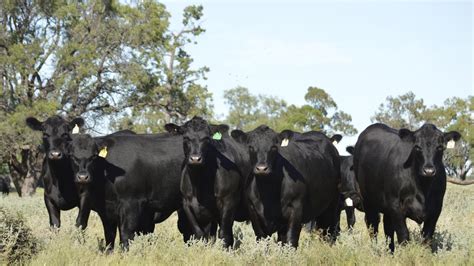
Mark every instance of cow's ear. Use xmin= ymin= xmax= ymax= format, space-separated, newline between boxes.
xmin=399 ymin=128 xmax=415 ymax=142
xmin=444 ymin=131 xmax=461 ymax=143
xmin=164 ymin=123 xmax=183 ymax=135
xmin=96 ymin=138 xmax=115 ymax=151
xmin=26 ymin=117 xmax=43 ymax=131
xmin=331 ymin=134 xmax=343 ymax=144
xmin=279 ymin=130 xmax=293 ymax=141
xmin=346 ymin=146 xmax=355 ymax=155
xmin=210 ymin=124 xmax=230 ymax=135
xmin=70 ymin=117 xmax=85 ymax=129
xmin=231 ymin=130 xmax=248 ymax=143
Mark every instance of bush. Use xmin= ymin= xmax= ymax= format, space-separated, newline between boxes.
xmin=0 ymin=207 xmax=38 ymax=264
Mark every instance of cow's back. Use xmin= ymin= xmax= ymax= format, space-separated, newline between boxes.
xmin=280 ymin=133 xmax=339 ymax=219
xmin=354 ymin=123 xmax=414 ymax=210
xmin=101 ymin=134 xmax=185 ymax=213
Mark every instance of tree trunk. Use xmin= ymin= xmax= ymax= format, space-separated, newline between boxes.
xmin=8 ymin=147 xmax=43 ymax=197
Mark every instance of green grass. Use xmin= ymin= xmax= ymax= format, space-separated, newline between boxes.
xmin=0 ymin=184 xmax=473 ymax=265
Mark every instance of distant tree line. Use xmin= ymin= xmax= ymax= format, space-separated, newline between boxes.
xmin=0 ymin=1 xmax=471 ymax=196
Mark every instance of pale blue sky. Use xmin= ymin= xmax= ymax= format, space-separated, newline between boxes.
xmin=162 ymin=1 xmax=472 ymax=154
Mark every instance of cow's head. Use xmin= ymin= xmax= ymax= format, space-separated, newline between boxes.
xmin=165 ymin=117 xmax=229 ymax=166
xmin=68 ymin=134 xmax=113 ymax=184
xmin=232 ymin=125 xmax=285 ymax=176
xmin=26 ymin=116 xmax=84 ymax=160
xmin=399 ymin=124 xmax=461 ymax=177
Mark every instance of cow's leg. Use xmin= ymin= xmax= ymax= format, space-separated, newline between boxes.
xmin=217 ymin=196 xmax=236 ymax=248
xmin=99 ymin=213 xmax=117 ymax=251
xmin=118 ymin=200 xmax=142 ymax=249
xmin=286 ymin=201 xmax=303 ymax=248
xmin=248 ymin=202 xmax=267 ymax=241
xmin=75 ymin=195 xmax=91 ymax=229
xmin=346 ymin=207 xmax=356 ymax=230
xmin=182 ymin=200 xmax=205 ymax=238
xmin=364 ymin=209 xmax=380 ymax=239
xmin=44 ymin=195 xmax=60 ymax=228
xmin=277 ymin=225 xmax=288 ymax=243
xmin=392 ymin=212 xmax=409 ymax=246
xmin=422 ymin=197 xmax=443 ymax=246
xmin=315 ymin=199 xmax=340 ymax=243
xmin=177 ymin=208 xmax=193 ymax=243
xmin=383 ymin=214 xmax=395 ymax=252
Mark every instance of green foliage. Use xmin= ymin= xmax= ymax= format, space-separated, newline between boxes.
xmin=372 ymin=91 xmax=426 ymax=130
xmin=112 ymin=3 xmax=213 ymax=133
xmin=0 ymin=0 xmax=213 ymax=194
xmin=0 ymin=185 xmax=472 ymax=264
xmin=224 ymin=86 xmax=357 ymax=135
xmin=0 ymin=207 xmax=38 ymax=264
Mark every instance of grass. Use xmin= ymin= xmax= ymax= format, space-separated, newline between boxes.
xmin=0 ymin=184 xmax=473 ymax=265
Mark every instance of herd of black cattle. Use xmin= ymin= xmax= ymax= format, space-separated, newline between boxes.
xmin=22 ymin=115 xmax=461 ymax=252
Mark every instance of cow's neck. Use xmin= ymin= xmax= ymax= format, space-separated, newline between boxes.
xmin=47 ymin=158 xmax=73 ymax=184
xmin=187 ymin=152 xmax=217 ymax=197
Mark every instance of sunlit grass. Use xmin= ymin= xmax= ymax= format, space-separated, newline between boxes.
xmin=0 ymin=184 xmax=472 ymax=265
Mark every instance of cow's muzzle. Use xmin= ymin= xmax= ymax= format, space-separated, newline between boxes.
xmin=75 ymin=172 xmax=91 ymax=184
xmin=422 ymin=167 xmax=436 ymax=177
xmin=188 ymin=154 xmax=203 ymax=165
xmin=48 ymin=151 xmax=63 ymax=160
xmin=254 ymin=164 xmax=271 ymax=175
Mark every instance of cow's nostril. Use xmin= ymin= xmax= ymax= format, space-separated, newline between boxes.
xmin=189 ymin=155 xmax=202 ymax=163
xmin=423 ymin=167 xmax=436 ymax=176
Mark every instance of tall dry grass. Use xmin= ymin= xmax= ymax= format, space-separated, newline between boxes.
xmin=0 ymin=183 xmax=472 ymax=265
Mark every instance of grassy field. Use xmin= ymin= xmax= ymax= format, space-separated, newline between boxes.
xmin=0 ymin=184 xmax=473 ymax=265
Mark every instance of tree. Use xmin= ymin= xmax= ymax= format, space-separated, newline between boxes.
xmin=282 ymin=87 xmax=357 ymax=135
xmin=111 ymin=4 xmax=213 ymax=133
xmin=371 ymin=91 xmax=426 ymax=130
xmin=223 ymin=86 xmax=357 ymax=136
xmin=0 ymin=1 xmax=211 ymax=195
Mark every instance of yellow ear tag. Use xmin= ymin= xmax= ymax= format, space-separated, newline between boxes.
xmin=446 ymin=140 xmax=455 ymax=149
xmin=281 ymin=138 xmax=289 ymax=147
xmin=72 ymin=124 xmax=80 ymax=134
xmin=98 ymin=147 xmax=108 ymax=158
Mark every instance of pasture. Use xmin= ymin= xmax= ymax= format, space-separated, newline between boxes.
xmin=0 ymin=183 xmax=472 ymax=265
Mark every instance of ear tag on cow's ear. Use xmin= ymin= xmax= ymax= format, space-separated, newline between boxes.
xmin=345 ymin=198 xmax=353 ymax=207
xmin=281 ymin=138 xmax=289 ymax=147
xmin=332 ymin=140 xmax=338 ymax=146
xmin=72 ymin=124 xmax=80 ymax=134
xmin=98 ymin=147 xmax=108 ymax=158
xmin=212 ymin=132 xmax=222 ymax=140
xmin=447 ymin=140 xmax=455 ymax=149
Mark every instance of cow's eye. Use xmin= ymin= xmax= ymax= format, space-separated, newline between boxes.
xmin=201 ymin=137 xmax=210 ymax=142
xmin=414 ymin=145 xmax=422 ymax=151
xmin=62 ymin=133 xmax=69 ymax=138
xmin=270 ymin=145 xmax=278 ymax=151
xmin=437 ymin=146 xmax=444 ymax=151
xmin=183 ymin=136 xmax=190 ymax=142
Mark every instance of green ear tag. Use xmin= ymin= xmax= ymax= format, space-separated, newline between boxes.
xmin=212 ymin=132 xmax=222 ymax=140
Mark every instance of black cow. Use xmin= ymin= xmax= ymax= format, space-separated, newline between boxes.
xmin=337 ymin=146 xmax=362 ymax=230
xmin=353 ymin=123 xmax=461 ymax=251
xmin=231 ymin=126 xmax=341 ymax=248
xmin=81 ymin=133 xmax=192 ymax=248
xmin=68 ymin=134 xmax=121 ymax=250
xmin=165 ymin=117 xmax=251 ymax=248
xmin=26 ymin=116 xmax=87 ymax=228
xmin=0 ymin=175 xmax=10 ymax=195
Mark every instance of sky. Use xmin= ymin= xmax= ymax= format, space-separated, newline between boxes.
xmin=162 ymin=0 xmax=472 ymax=154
